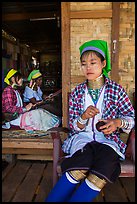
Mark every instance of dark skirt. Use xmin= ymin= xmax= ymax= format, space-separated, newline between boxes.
xmin=61 ymin=141 xmax=121 ymax=183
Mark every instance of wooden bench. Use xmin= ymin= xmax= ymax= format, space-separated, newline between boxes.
xmin=2 ymin=127 xmax=66 ymax=187
xmin=2 ymin=113 xmax=64 ymax=195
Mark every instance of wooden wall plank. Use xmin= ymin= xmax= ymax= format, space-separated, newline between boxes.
xmin=2 ymin=148 xmax=53 ymax=155
xmin=2 ymin=141 xmax=53 ymax=149
xmin=2 ymin=11 xmax=59 ymax=21
xmin=111 ymin=2 xmax=120 ymax=83
xmin=61 ymin=2 xmax=71 ymax=127
xmin=17 ymin=154 xmax=53 ymax=161
xmin=70 ymin=10 xmax=112 ymax=19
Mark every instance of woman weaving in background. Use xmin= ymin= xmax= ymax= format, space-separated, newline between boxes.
xmin=2 ymin=68 xmax=33 ymax=128
xmin=2 ymin=69 xmax=60 ymax=131
xmin=23 ymin=69 xmax=62 ymax=117
xmin=23 ymin=69 xmax=45 ymax=105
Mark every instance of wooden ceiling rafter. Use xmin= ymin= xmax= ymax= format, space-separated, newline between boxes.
xmin=2 ymin=2 xmax=61 ymax=53
xmin=2 ymin=11 xmax=60 ymax=22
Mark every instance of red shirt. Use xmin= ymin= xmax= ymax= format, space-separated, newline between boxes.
xmin=2 ymin=85 xmax=24 ymax=114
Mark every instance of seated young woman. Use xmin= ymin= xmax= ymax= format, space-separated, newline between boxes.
xmin=2 ymin=69 xmax=60 ymax=131
xmin=45 ymin=39 xmax=135 ymax=202
xmin=2 ymin=68 xmax=33 ymax=128
xmin=23 ymin=69 xmax=45 ymax=105
xmin=23 ymin=70 xmax=62 ymax=117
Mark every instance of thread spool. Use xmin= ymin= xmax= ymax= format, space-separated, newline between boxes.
xmin=96 ymin=121 xmax=106 ymax=132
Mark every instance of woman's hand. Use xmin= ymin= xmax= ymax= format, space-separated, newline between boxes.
xmin=25 ymin=103 xmax=33 ymax=111
xmin=98 ymin=118 xmax=121 ymax=134
xmin=77 ymin=105 xmax=99 ymax=129
xmin=81 ymin=105 xmax=100 ymax=120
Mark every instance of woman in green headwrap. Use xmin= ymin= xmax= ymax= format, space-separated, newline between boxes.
xmin=45 ymin=40 xmax=135 ymax=202
xmin=23 ymin=69 xmax=62 ymax=116
xmin=23 ymin=69 xmax=44 ymax=104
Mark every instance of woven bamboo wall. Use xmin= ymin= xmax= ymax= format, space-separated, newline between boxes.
xmin=119 ymin=2 xmax=135 ymax=101
xmin=70 ymin=2 xmax=111 ymax=10
xmin=70 ymin=2 xmax=135 ymax=103
xmin=70 ymin=18 xmax=111 ymax=74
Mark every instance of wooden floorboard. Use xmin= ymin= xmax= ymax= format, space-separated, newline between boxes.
xmin=2 ymin=160 xmax=135 ymax=202
xmin=2 ymin=161 xmax=31 ymax=202
xmin=119 ymin=177 xmax=135 ymax=202
xmin=34 ymin=162 xmax=53 ymax=202
xmin=12 ymin=162 xmax=46 ymax=202
xmin=103 ymin=179 xmax=129 ymax=202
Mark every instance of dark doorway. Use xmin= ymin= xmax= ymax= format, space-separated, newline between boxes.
xmin=2 ymin=2 xmax=62 ymax=116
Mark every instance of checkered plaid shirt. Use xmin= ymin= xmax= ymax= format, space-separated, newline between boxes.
xmin=2 ymin=85 xmax=24 ymax=114
xmin=65 ymin=77 xmax=135 ymax=154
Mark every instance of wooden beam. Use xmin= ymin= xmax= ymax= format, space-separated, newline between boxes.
xmin=61 ymin=2 xmax=71 ymax=127
xmin=111 ymin=2 xmax=120 ymax=83
xmin=2 ymin=148 xmax=53 ymax=155
xmin=70 ymin=10 xmax=112 ymax=19
xmin=2 ymin=140 xmax=53 ymax=149
xmin=2 ymin=11 xmax=59 ymax=21
xmin=17 ymin=154 xmax=53 ymax=161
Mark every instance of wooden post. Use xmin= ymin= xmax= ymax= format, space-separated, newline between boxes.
xmin=111 ymin=2 xmax=120 ymax=83
xmin=61 ymin=3 xmax=71 ymax=127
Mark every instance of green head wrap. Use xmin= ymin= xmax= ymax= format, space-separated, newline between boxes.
xmin=27 ymin=70 xmax=42 ymax=81
xmin=79 ymin=40 xmax=111 ymax=77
